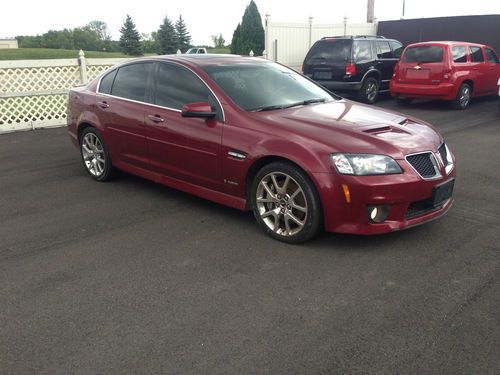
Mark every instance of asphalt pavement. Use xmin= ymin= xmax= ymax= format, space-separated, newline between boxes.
xmin=1 ymin=96 xmax=499 ymax=374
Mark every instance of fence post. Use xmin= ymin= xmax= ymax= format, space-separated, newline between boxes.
xmin=264 ymin=13 xmax=270 ymax=59
xmin=78 ymin=49 xmax=88 ymax=84
xmin=308 ymin=16 xmax=313 ymax=48
xmin=343 ymin=16 xmax=348 ymax=36
xmin=249 ymin=50 xmax=254 ymax=57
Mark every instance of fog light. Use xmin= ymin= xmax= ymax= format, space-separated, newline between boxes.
xmin=367 ymin=205 xmax=391 ymax=223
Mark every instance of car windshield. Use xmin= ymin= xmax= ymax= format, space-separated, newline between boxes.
xmin=402 ymin=46 xmax=444 ymax=63
xmin=203 ymin=62 xmax=335 ymax=111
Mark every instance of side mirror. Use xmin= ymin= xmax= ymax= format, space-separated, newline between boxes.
xmin=181 ymin=102 xmax=216 ymax=118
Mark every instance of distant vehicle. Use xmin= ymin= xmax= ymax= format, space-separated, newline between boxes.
xmin=67 ymin=55 xmax=455 ymax=243
xmin=186 ymin=47 xmax=207 ymax=54
xmin=390 ymin=41 xmax=500 ymax=109
xmin=302 ymin=36 xmax=404 ymax=104
xmin=498 ymin=78 xmax=500 ymax=110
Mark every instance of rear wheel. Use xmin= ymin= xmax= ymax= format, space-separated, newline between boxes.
xmin=251 ymin=161 xmax=322 ymax=243
xmin=359 ymin=77 xmax=379 ymax=104
xmin=80 ymin=127 xmax=114 ymax=181
xmin=452 ymin=83 xmax=472 ymax=110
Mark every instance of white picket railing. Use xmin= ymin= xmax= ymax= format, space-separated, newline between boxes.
xmin=0 ymin=51 xmax=130 ymax=133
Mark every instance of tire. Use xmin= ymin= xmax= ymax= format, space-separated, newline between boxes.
xmin=80 ymin=127 xmax=114 ymax=181
xmin=396 ymin=97 xmax=413 ymax=106
xmin=359 ymin=77 xmax=379 ymax=104
xmin=452 ymin=83 xmax=472 ymax=110
xmin=251 ymin=161 xmax=323 ymax=243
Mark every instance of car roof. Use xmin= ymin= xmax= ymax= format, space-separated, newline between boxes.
xmin=140 ymin=54 xmax=270 ymax=68
xmin=406 ymin=41 xmax=487 ymax=48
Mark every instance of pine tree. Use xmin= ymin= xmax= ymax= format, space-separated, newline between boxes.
xmin=230 ymin=0 xmax=264 ymax=55
xmin=230 ymin=24 xmax=242 ymax=54
xmin=119 ymin=15 xmax=143 ymax=56
xmin=175 ymin=15 xmax=191 ymax=53
xmin=157 ymin=15 xmax=178 ymax=54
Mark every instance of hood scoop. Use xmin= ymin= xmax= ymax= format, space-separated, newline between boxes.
xmin=362 ymin=125 xmax=393 ymax=134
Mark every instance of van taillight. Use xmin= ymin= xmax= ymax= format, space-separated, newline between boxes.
xmin=345 ymin=63 xmax=357 ymax=76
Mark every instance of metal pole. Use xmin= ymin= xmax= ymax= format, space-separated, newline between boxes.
xmin=402 ymin=0 xmax=406 ymax=19
xmin=343 ymin=16 xmax=348 ymax=36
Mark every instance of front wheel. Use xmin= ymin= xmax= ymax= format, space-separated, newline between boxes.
xmin=251 ymin=161 xmax=323 ymax=243
xmin=80 ymin=127 xmax=114 ymax=181
xmin=359 ymin=77 xmax=379 ymax=104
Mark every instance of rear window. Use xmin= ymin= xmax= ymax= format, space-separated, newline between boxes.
xmin=452 ymin=46 xmax=467 ymax=63
xmin=469 ymin=47 xmax=484 ymax=62
xmin=306 ymin=39 xmax=351 ymax=62
xmin=353 ymin=40 xmax=373 ymax=63
xmin=402 ymin=46 xmax=444 ymax=63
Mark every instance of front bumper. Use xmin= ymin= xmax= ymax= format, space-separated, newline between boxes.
xmin=313 ymin=161 xmax=456 ymax=235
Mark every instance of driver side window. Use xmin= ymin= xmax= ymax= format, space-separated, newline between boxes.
xmin=155 ymin=63 xmax=211 ymax=110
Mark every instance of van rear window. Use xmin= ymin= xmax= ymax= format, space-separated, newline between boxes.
xmin=402 ymin=46 xmax=444 ymax=63
xmin=306 ymin=39 xmax=351 ymax=62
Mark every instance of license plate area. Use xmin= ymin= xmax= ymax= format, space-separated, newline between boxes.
xmin=406 ymin=69 xmax=430 ymax=79
xmin=432 ymin=178 xmax=455 ymax=207
xmin=313 ymin=71 xmax=332 ymax=80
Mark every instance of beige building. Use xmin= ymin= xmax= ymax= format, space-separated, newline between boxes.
xmin=0 ymin=39 xmax=19 ymax=49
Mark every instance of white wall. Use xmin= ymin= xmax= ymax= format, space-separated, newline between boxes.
xmin=264 ymin=17 xmax=377 ymax=70
xmin=0 ymin=39 xmax=19 ymax=49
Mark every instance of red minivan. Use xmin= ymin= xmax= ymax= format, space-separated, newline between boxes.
xmin=390 ymin=41 xmax=500 ymax=109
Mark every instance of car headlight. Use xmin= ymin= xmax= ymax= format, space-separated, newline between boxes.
xmin=331 ymin=153 xmax=402 ymax=175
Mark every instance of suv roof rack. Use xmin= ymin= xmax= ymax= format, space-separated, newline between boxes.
xmin=321 ymin=35 xmax=386 ymax=40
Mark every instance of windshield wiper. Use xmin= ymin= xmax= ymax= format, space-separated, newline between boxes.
xmin=250 ymin=98 xmax=328 ymax=112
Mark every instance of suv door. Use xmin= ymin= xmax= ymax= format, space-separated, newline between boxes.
xmin=146 ymin=62 xmax=223 ymax=190
xmin=97 ymin=62 xmax=154 ymax=169
xmin=484 ymin=47 xmax=500 ymax=93
xmin=375 ymin=40 xmax=398 ymax=90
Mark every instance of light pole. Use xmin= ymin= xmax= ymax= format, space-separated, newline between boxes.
xmin=402 ymin=0 xmax=406 ymax=19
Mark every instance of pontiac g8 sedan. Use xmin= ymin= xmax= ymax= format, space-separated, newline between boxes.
xmin=67 ymin=55 xmax=455 ymax=243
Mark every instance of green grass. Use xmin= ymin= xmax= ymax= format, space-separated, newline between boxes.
xmin=0 ymin=48 xmax=131 ymax=60
xmin=0 ymin=47 xmax=232 ymax=60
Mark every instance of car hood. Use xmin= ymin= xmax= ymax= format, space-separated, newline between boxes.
xmin=253 ymin=99 xmax=443 ymax=159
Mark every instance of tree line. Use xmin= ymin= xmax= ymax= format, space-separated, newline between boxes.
xmin=16 ymin=0 xmax=265 ymax=56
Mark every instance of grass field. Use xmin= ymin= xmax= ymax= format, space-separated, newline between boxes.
xmin=0 ymin=47 xmax=232 ymax=60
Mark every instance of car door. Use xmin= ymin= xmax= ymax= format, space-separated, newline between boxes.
xmin=145 ymin=62 xmax=223 ymax=190
xmin=98 ymin=62 xmax=154 ymax=169
xmin=469 ymin=46 xmax=488 ymax=94
xmin=375 ymin=40 xmax=397 ymax=90
xmin=484 ymin=47 xmax=500 ymax=93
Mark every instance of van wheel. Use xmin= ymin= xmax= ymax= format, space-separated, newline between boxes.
xmin=452 ymin=83 xmax=472 ymax=110
xmin=251 ymin=161 xmax=323 ymax=243
xmin=396 ymin=97 xmax=413 ymax=106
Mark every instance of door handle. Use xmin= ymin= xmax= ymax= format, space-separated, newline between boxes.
xmin=147 ymin=114 xmax=165 ymax=123
xmin=97 ymin=101 xmax=109 ymax=109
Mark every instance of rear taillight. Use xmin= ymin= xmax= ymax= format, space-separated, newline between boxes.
xmin=393 ymin=63 xmax=400 ymax=78
xmin=443 ymin=68 xmax=452 ymax=80
xmin=345 ymin=63 xmax=357 ymax=76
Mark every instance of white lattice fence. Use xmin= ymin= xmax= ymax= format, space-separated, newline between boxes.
xmin=0 ymin=52 xmax=129 ymax=133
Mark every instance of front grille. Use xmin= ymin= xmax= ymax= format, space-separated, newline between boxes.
xmin=406 ymin=152 xmax=441 ymax=179
xmin=438 ymin=143 xmax=448 ymax=166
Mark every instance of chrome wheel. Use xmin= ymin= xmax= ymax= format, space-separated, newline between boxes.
xmin=81 ymin=132 xmax=106 ymax=177
xmin=366 ymin=81 xmax=378 ymax=102
xmin=459 ymin=86 xmax=470 ymax=108
xmin=256 ymin=172 xmax=308 ymax=236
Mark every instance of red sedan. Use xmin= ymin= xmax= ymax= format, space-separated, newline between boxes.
xmin=68 ymin=55 xmax=456 ymax=243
